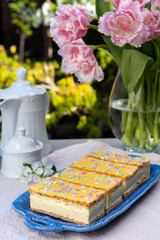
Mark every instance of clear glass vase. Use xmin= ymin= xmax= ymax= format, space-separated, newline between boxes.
xmin=109 ymin=69 xmax=160 ymax=153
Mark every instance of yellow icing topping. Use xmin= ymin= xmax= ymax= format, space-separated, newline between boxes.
xmin=29 ymin=177 xmax=105 ymax=205
xmin=54 ymin=167 xmax=122 ymax=191
xmin=88 ymin=150 xmax=150 ymax=166
xmin=72 ymin=157 xmax=138 ymax=178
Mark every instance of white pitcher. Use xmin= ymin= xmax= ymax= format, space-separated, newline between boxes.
xmin=0 ymin=67 xmax=51 ymax=156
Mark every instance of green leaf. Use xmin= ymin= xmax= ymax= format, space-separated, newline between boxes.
xmin=122 ymin=49 xmax=154 ymax=93
xmin=52 ymin=165 xmax=56 ymax=172
xmin=23 ymin=163 xmax=31 ymax=168
xmin=96 ymin=0 xmax=110 ymax=17
xmin=150 ymin=60 xmax=159 ymax=71
xmin=103 ymin=36 xmax=130 ymax=67
xmin=156 ymin=36 xmax=160 ymax=47
xmin=142 ymin=41 xmax=155 ymax=59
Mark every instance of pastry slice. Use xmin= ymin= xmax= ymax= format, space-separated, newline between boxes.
xmin=72 ymin=157 xmax=139 ymax=197
xmin=54 ymin=167 xmax=123 ymax=212
xmin=88 ymin=150 xmax=150 ymax=184
xmin=29 ymin=177 xmax=105 ymax=225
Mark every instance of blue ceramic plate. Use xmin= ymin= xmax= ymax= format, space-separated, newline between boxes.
xmin=12 ymin=164 xmax=160 ymax=232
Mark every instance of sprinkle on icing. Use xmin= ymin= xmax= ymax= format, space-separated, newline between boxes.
xmin=54 ymin=167 xmax=122 ymax=191
xmin=72 ymin=157 xmax=138 ymax=178
xmin=88 ymin=150 xmax=150 ymax=166
xmin=29 ymin=177 xmax=105 ymax=205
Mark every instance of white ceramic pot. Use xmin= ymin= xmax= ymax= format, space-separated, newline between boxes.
xmin=0 ymin=67 xmax=51 ymax=156
xmin=1 ymin=127 xmax=43 ymax=179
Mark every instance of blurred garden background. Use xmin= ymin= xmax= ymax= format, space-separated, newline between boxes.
xmin=0 ymin=0 xmax=118 ymax=139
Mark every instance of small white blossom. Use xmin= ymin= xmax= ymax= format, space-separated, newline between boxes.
xmin=32 ymin=174 xmax=42 ymax=183
xmin=18 ymin=158 xmax=56 ymax=184
xmin=18 ymin=166 xmax=32 ymax=184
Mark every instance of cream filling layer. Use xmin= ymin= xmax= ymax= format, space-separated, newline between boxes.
xmin=138 ymin=165 xmax=150 ymax=184
xmin=107 ymin=185 xmax=122 ymax=211
xmin=30 ymin=193 xmax=105 ymax=224
xmin=122 ymin=171 xmax=139 ymax=197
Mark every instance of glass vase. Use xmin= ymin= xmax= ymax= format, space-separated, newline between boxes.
xmin=109 ymin=69 xmax=160 ymax=153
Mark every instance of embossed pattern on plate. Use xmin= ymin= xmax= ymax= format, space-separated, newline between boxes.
xmin=12 ymin=164 xmax=160 ymax=232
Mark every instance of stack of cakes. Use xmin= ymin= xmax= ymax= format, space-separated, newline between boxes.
xmin=29 ymin=150 xmax=150 ymax=225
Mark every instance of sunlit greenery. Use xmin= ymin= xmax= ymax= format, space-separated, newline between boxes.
xmin=0 ymin=46 xmax=115 ymax=138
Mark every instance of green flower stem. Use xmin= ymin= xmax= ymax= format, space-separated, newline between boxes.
xmin=152 ymin=39 xmax=160 ymax=143
xmin=122 ymin=75 xmax=148 ymax=149
xmin=146 ymin=74 xmax=153 ymax=134
xmin=152 ymin=71 xmax=158 ymax=109
xmin=110 ymin=0 xmax=114 ymax=11
xmin=138 ymin=112 xmax=146 ymax=149
xmin=137 ymin=75 xmax=146 ymax=149
xmin=89 ymin=44 xmax=114 ymax=60
xmin=154 ymin=114 xmax=159 ymax=144
xmin=87 ymin=24 xmax=98 ymax=30
xmin=122 ymin=110 xmax=128 ymax=131
xmin=154 ymin=70 xmax=160 ymax=144
xmin=126 ymin=112 xmax=134 ymax=146
xmin=99 ymin=48 xmax=114 ymax=60
xmin=151 ymin=39 xmax=160 ymax=145
xmin=152 ymin=39 xmax=160 ymax=60
xmin=121 ymin=97 xmax=134 ymax=146
xmin=89 ymin=44 xmax=109 ymax=51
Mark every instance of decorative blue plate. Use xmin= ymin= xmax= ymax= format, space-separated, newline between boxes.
xmin=12 ymin=164 xmax=160 ymax=232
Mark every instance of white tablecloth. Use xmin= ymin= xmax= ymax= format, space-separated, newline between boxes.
xmin=1 ymin=140 xmax=160 ymax=240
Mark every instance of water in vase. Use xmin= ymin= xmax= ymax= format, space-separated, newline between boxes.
xmin=109 ymin=99 xmax=159 ymax=153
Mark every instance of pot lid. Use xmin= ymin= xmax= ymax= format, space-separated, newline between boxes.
xmin=0 ymin=67 xmax=45 ymax=99
xmin=1 ymin=127 xmax=43 ymax=153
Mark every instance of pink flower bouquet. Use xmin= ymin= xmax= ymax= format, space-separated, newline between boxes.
xmin=50 ymin=1 xmax=160 ymax=152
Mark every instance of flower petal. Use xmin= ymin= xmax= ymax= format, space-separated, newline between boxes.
xmin=44 ymin=169 xmax=54 ymax=177
xmin=45 ymin=163 xmax=53 ymax=169
xmin=23 ymin=166 xmax=32 ymax=175
xmin=19 ymin=176 xmax=29 ymax=184
xmin=33 ymin=175 xmax=42 ymax=183
xmin=41 ymin=157 xmax=47 ymax=166
xmin=22 ymin=173 xmax=33 ymax=184
xmin=31 ymin=162 xmax=39 ymax=172
xmin=35 ymin=167 xmax=44 ymax=176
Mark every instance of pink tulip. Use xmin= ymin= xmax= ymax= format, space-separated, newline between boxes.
xmin=113 ymin=0 xmax=149 ymax=9
xmin=151 ymin=0 xmax=160 ymax=10
xmin=98 ymin=1 xmax=145 ymax=47
xmin=50 ymin=5 xmax=94 ymax=47
xmin=129 ymin=23 xmax=149 ymax=46
xmin=112 ymin=0 xmax=121 ymax=8
xmin=58 ymin=42 xmax=104 ymax=83
xmin=143 ymin=9 xmax=160 ymax=40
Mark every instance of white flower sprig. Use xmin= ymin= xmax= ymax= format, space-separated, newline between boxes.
xmin=18 ymin=157 xmax=56 ymax=184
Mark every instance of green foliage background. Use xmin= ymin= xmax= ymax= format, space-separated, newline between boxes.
xmin=0 ymin=46 xmax=116 ymax=139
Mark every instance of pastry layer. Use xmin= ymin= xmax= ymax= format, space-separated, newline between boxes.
xmin=88 ymin=150 xmax=150 ymax=185
xmin=54 ymin=167 xmax=122 ymax=212
xmin=29 ymin=177 xmax=106 ymax=225
xmin=30 ymin=192 xmax=105 ymax=225
xmin=72 ymin=157 xmax=139 ymax=197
